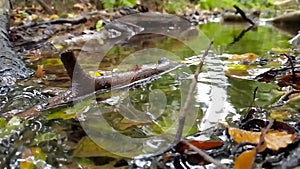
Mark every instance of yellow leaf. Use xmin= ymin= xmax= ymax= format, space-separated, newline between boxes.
xmin=234 ymin=149 xmax=256 ymax=169
xmin=229 ymin=53 xmax=257 ymax=62
xmin=228 ymin=127 xmax=296 ymax=150
xmin=49 ymin=14 xmax=58 ymax=19
xmin=269 ymin=110 xmax=291 ymax=121
xmin=228 ymin=127 xmax=261 ymax=143
xmin=89 ymin=71 xmax=105 ymax=77
xmin=264 ymin=130 xmax=296 ymax=150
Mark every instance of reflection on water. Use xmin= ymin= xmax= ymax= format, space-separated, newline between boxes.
xmin=1 ymin=22 xmax=295 ymax=168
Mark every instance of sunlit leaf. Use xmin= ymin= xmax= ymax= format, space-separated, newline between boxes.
xmin=264 ymin=130 xmax=296 ymax=150
xmin=230 ymin=53 xmax=257 ymax=62
xmin=49 ymin=14 xmax=59 ymax=19
xmin=89 ymin=71 xmax=105 ymax=77
xmin=227 ymin=64 xmax=248 ymax=71
xmin=96 ymin=19 xmax=104 ymax=31
xmin=234 ymin=149 xmax=256 ymax=169
xmin=271 ymin=47 xmax=290 ymax=53
xmin=228 ymin=127 xmax=296 ymax=150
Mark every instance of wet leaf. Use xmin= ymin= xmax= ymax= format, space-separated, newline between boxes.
xmin=234 ymin=149 xmax=256 ymax=169
xmin=175 ymin=140 xmax=223 ymax=154
xmin=228 ymin=127 xmax=296 ymax=150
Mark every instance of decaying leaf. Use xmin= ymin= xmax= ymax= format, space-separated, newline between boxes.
xmin=234 ymin=149 xmax=256 ymax=169
xmin=278 ymin=73 xmax=300 ymax=89
xmin=228 ymin=127 xmax=296 ymax=150
xmin=175 ymin=140 xmax=223 ymax=154
xmin=36 ymin=65 xmax=45 ymax=78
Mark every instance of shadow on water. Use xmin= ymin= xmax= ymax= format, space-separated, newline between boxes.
xmin=1 ymin=22 xmax=296 ymax=168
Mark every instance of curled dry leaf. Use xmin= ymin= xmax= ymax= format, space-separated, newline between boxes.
xmin=234 ymin=149 xmax=256 ymax=169
xmin=228 ymin=127 xmax=296 ymax=151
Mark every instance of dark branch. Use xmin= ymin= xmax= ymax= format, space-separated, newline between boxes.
xmin=233 ymin=5 xmax=255 ymax=26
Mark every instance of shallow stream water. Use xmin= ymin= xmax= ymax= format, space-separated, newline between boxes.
xmin=1 ymin=22 xmax=298 ymax=168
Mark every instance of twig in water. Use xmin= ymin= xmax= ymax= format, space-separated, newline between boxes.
xmin=282 ymin=54 xmax=296 ymax=81
xmin=233 ymin=5 xmax=255 ymax=26
xmin=174 ymin=40 xmax=214 ymax=144
xmin=271 ymin=86 xmax=300 ymax=107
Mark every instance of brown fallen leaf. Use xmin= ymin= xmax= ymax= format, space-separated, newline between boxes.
xmin=228 ymin=127 xmax=296 ymax=150
xmin=36 ymin=65 xmax=45 ymax=78
xmin=175 ymin=140 xmax=224 ymax=154
xmin=278 ymin=73 xmax=300 ymax=89
xmin=234 ymin=149 xmax=256 ymax=169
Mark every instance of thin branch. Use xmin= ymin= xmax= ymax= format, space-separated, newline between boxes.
xmin=241 ymin=87 xmax=258 ymax=123
xmin=233 ymin=5 xmax=255 ymax=26
xmin=282 ymin=54 xmax=296 ymax=81
xmin=174 ymin=41 xmax=214 ymax=143
xmin=256 ymin=120 xmax=274 ymax=150
xmin=183 ymin=140 xmax=228 ymax=169
xmin=271 ymin=87 xmax=300 ymax=107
